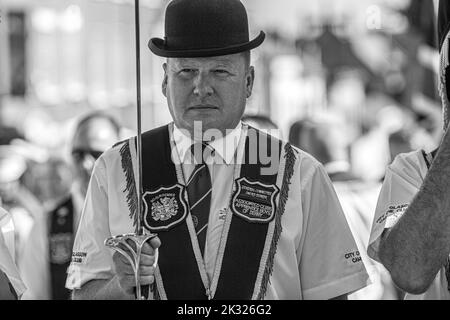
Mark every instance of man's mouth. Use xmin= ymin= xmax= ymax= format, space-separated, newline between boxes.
xmin=188 ymin=104 xmax=219 ymax=110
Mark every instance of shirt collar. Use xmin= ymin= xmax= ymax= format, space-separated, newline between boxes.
xmin=172 ymin=121 xmax=242 ymax=165
xmin=323 ymin=160 xmax=351 ymax=175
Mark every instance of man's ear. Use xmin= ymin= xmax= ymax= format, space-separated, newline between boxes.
xmin=162 ymin=63 xmax=168 ymax=97
xmin=246 ymin=66 xmax=255 ymax=98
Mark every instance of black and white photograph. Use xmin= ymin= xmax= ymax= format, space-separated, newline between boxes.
xmin=0 ymin=0 xmax=448 ymax=306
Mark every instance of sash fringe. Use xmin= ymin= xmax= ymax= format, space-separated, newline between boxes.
xmin=119 ymin=140 xmax=139 ymax=231
xmin=257 ymin=143 xmax=296 ymax=300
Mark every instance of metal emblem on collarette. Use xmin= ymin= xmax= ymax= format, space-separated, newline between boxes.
xmin=231 ymin=177 xmax=279 ymax=223
xmin=143 ymin=184 xmax=188 ymax=232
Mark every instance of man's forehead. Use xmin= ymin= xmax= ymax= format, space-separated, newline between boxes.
xmin=168 ymin=54 xmax=243 ymax=67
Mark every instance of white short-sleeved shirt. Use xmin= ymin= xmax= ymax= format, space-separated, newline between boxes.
xmin=66 ymin=122 xmax=368 ymax=299
xmin=368 ymin=150 xmax=450 ymax=300
xmin=0 ymin=208 xmax=27 ymax=298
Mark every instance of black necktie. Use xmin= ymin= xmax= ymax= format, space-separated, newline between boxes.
xmin=186 ymin=143 xmax=213 ymax=257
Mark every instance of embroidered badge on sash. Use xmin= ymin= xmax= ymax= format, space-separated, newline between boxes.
xmin=49 ymin=233 xmax=73 ymax=264
xmin=231 ymin=177 xmax=279 ymax=223
xmin=143 ymin=184 xmax=188 ymax=232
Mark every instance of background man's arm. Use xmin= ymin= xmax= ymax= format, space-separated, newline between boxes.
xmin=379 ymin=127 xmax=450 ymax=294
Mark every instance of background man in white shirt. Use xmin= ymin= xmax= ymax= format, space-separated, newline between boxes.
xmin=0 ymin=207 xmax=26 ymax=300
xmin=368 ymin=0 xmax=450 ymax=299
xmin=19 ymin=112 xmax=121 ymax=299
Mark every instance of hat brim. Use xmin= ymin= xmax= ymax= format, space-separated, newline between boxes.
xmin=148 ymin=31 xmax=265 ymax=58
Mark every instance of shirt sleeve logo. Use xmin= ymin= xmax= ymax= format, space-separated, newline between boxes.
xmin=384 ymin=204 xmax=409 ymax=228
xmin=71 ymin=251 xmax=87 ymax=264
xmin=344 ymin=250 xmax=362 ymax=265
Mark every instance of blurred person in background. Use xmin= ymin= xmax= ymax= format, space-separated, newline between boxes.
xmin=241 ymin=113 xmax=282 ymax=139
xmin=0 ymin=144 xmax=46 ymax=300
xmin=0 ymin=96 xmax=25 ymax=146
xmin=288 ymin=117 xmax=399 ymax=300
xmin=351 ymin=103 xmax=406 ymax=182
xmin=368 ymin=0 xmax=450 ymax=299
xmin=0 ymin=207 xmax=27 ymax=300
xmin=38 ymin=112 xmax=121 ymax=300
xmin=21 ymin=157 xmax=72 ymax=213
xmin=388 ymin=129 xmax=413 ymax=162
xmin=11 ymin=112 xmax=121 ymax=299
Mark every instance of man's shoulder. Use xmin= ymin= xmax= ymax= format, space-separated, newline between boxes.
xmin=111 ymin=125 xmax=170 ymax=149
xmin=246 ymin=127 xmax=319 ymax=174
xmin=389 ymin=150 xmax=428 ymax=184
xmin=101 ymin=140 xmax=128 ymax=163
xmin=101 ymin=125 xmax=171 ymax=165
xmin=246 ymin=125 xmax=284 ymax=145
xmin=112 ymin=138 xmax=129 ymax=149
xmin=289 ymin=145 xmax=322 ymax=171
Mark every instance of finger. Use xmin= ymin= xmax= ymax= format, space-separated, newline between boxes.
xmin=119 ymin=275 xmax=138 ymax=291
xmin=141 ymin=237 xmax=161 ymax=255
xmin=138 ymin=254 xmax=155 ymax=266
xmin=113 ymin=249 xmax=155 ymax=273
xmin=122 ymin=265 xmax=154 ymax=276
xmin=149 ymin=236 xmax=161 ymax=249
xmin=140 ymin=242 xmax=154 ymax=255
xmin=113 ymin=251 xmax=134 ymax=267
xmin=121 ymin=239 xmax=138 ymax=254
xmin=138 ymin=275 xmax=155 ymax=285
xmin=138 ymin=266 xmax=155 ymax=277
xmin=122 ymin=274 xmax=155 ymax=286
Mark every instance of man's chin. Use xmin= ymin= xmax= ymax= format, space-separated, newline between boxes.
xmin=178 ymin=119 xmax=230 ymax=139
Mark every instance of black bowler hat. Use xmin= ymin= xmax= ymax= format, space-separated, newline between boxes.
xmin=438 ymin=0 xmax=450 ymax=51
xmin=148 ymin=0 xmax=265 ymax=58
xmin=438 ymin=0 xmax=450 ymax=128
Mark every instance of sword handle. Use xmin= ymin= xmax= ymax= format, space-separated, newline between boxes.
xmin=105 ymin=233 xmax=158 ymax=300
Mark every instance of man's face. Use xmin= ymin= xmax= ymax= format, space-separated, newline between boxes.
xmin=162 ymin=53 xmax=254 ymax=137
xmin=71 ymin=118 xmax=119 ymax=194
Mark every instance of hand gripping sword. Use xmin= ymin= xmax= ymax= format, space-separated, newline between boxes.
xmin=104 ymin=0 xmax=157 ymax=300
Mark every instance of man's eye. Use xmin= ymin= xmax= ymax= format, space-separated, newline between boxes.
xmin=180 ymin=69 xmax=195 ymax=74
xmin=214 ymin=69 xmax=229 ymax=75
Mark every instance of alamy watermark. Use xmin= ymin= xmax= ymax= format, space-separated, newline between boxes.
xmin=172 ymin=121 xmax=283 ymax=176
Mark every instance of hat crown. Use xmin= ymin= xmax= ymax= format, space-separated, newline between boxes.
xmin=438 ymin=0 xmax=450 ymax=51
xmin=164 ymin=0 xmax=250 ymax=50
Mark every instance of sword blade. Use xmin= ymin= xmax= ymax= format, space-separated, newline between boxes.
xmin=134 ymin=0 xmax=143 ymax=235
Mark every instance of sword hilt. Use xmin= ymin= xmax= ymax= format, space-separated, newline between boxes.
xmin=105 ymin=232 xmax=158 ymax=300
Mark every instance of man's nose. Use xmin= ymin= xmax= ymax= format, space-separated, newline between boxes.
xmin=193 ymin=72 xmax=213 ymax=97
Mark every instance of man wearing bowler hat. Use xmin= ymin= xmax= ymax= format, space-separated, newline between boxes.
xmin=67 ymin=0 xmax=368 ymax=300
